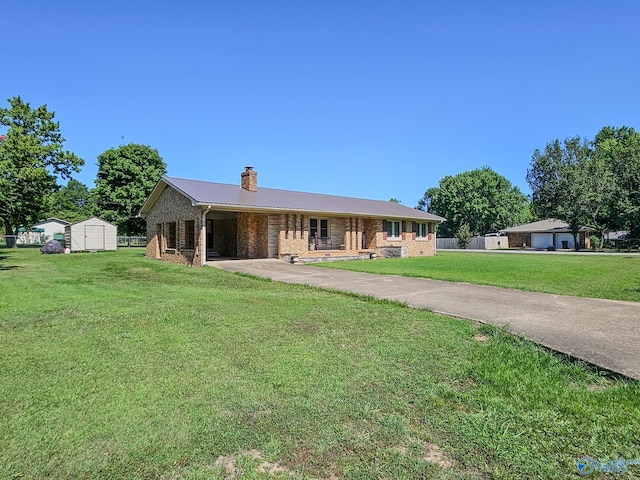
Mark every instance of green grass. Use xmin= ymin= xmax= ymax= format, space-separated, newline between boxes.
xmin=1 ymin=249 xmax=639 ymax=479
xmin=316 ymin=251 xmax=640 ymax=302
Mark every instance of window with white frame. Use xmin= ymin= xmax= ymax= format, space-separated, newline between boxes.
xmin=415 ymin=222 xmax=427 ymax=238
xmin=385 ymin=220 xmax=401 ymax=238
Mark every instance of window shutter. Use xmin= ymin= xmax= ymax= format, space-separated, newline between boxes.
xmin=382 ymin=220 xmax=388 ymax=240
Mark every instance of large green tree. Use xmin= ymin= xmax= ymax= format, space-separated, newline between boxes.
xmin=417 ymin=167 xmax=530 ymax=237
xmin=526 ymin=137 xmax=595 ymax=251
xmin=47 ymin=179 xmax=94 ymax=223
xmin=593 ymin=126 xmax=640 ymax=242
xmin=93 ymin=144 xmax=166 ymax=236
xmin=0 ymin=96 xmax=83 ymax=244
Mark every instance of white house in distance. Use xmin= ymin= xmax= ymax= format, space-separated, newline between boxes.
xmin=64 ymin=217 xmax=118 ymax=252
xmin=35 ymin=218 xmax=70 ymax=240
xmin=17 ymin=218 xmax=69 ymax=244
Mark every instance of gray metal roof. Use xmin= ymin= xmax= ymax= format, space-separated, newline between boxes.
xmin=141 ymin=176 xmax=445 ymax=222
xmin=501 ymin=219 xmax=596 ymax=233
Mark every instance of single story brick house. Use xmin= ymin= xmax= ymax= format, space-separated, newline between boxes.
xmin=501 ymin=219 xmax=595 ymax=250
xmin=139 ymin=167 xmax=445 ymax=266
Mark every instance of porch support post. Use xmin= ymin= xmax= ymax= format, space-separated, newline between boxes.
xmin=200 ymin=207 xmax=210 ymax=266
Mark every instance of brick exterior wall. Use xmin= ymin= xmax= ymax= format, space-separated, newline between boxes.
xmin=506 ymin=233 xmax=531 ymax=248
xmin=276 ymin=216 xmax=437 ymax=258
xmin=145 ymin=187 xmax=203 ymax=266
xmin=374 ymin=219 xmax=436 ymax=257
xmin=237 ymin=212 xmax=269 ymax=258
xmin=145 ymin=186 xmax=440 ymax=265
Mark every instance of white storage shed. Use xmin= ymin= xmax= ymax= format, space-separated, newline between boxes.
xmin=65 ymin=217 xmax=118 ymax=252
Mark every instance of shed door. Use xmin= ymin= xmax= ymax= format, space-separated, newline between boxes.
xmin=85 ymin=225 xmax=105 ymax=250
xmin=531 ymin=233 xmax=553 ymax=249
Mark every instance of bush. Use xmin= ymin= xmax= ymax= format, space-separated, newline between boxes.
xmin=455 ymin=223 xmax=473 ymax=249
xmin=590 ymin=235 xmax=600 ymax=250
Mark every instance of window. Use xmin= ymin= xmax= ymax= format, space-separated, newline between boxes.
xmin=385 ymin=220 xmax=401 ymax=238
xmin=185 ymin=220 xmax=195 ymax=250
xmin=167 ymin=222 xmax=177 ymax=249
xmin=310 ymin=218 xmax=329 ymax=239
xmin=416 ymin=222 xmax=428 ymax=238
xmin=156 ymin=224 xmax=163 ymax=255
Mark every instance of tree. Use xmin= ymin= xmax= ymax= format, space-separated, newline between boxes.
xmin=455 ymin=223 xmax=472 ymax=249
xmin=0 ymin=96 xmax=83 ymax=244
xmin=593 ymin=126 xmax=640 ymax=241
xmin=417 ymin=167 xmax=530 ymax=237
xmin=526 ymin=137 xmax=594 ymax=251
xmin=93 ymin=144 xmax=166 ymax=236
xmin=47 ymin=179 xmax=94 ymax=223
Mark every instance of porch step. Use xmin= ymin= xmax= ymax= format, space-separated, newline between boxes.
xmin=285 ymin=252 xmax=376 ymax=264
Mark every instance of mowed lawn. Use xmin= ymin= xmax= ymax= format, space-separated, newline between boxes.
xmin=317 ymin=251 xmax=640 ymax=302
xmin=1 ymin=249 xmax=639 ymax=479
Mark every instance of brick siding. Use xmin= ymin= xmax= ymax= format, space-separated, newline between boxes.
xmin=145 ymin=187 xmax=203 ymax=266
xmin=144 ymin=186 xmax=439 ymax=266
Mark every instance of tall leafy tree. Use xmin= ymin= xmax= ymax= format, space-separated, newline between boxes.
xmin=417 ymin=167 xmax=530 ymax=237
xmin=47 ymin=179 xmax=94 ymax=223
xmin=93 ymin=144 xmax=166 ymax=236
xmin=526 ymin=137 xmax=594 ymax=250
xmin=593 ymin=126 xmax=640 ymax=241
xmin=0 ymin=96 xmax=83 ymax=244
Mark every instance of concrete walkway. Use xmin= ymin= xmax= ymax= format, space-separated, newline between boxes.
xmin=211 ymin=259 xmax=640 ymax=380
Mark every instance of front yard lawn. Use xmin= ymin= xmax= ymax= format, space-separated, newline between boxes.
xmin=317 ymin=251 xmax=640 ymax=302
xmin=1 ymin=249 xmax=639 ymax=479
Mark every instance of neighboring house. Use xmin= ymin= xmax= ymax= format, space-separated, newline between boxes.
xmin=139 ymin=167 xmax=446 ymax=267
xmin=34 ymin=218 xmax=70 ymax=241
xmin=17 ymin=218 xmax=69 ymax=244
xmin=65 ymin=217 xmax=118 ymax=252
xmin=605 ymin=231 xmax=628 ymax=248
xmin=501 ymin=219 xmax=595 ymax=250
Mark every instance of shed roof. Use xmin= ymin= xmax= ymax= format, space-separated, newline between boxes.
xmin=65 ymin=216 xmax=117 ymax=228
xmin=140 ymin=176 xmax=446 ymax=222
xmin=33 ymin=218 xmax=70 ymax=227
xmin=501 ymin=219 xmax=595 ymax=233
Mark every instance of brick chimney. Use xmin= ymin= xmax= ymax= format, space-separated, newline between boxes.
xmin=241 ymin=166 xmax=258 ymax=192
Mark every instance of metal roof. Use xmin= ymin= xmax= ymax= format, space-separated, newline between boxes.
xmin=141 ymin=175 xmax=446 ymax=222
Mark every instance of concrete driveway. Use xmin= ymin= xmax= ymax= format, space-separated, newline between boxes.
xmin=211 ymin=259 xmax=640 ymax=381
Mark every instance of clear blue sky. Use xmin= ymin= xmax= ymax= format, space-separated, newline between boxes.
xmin=3 ymin=1 xmax=639 ymax=206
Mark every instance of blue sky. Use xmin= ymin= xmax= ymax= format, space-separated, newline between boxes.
xmin=3 ymin=1 xmax=639 ymax=206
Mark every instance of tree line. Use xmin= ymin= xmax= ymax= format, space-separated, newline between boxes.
xmin=0 ymin=96 xmax=166 ymax=242
xmin=417 ymin=126 xmax=640 ymax=249
xmin=3 ymin=96 xmax=638 ymax=249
